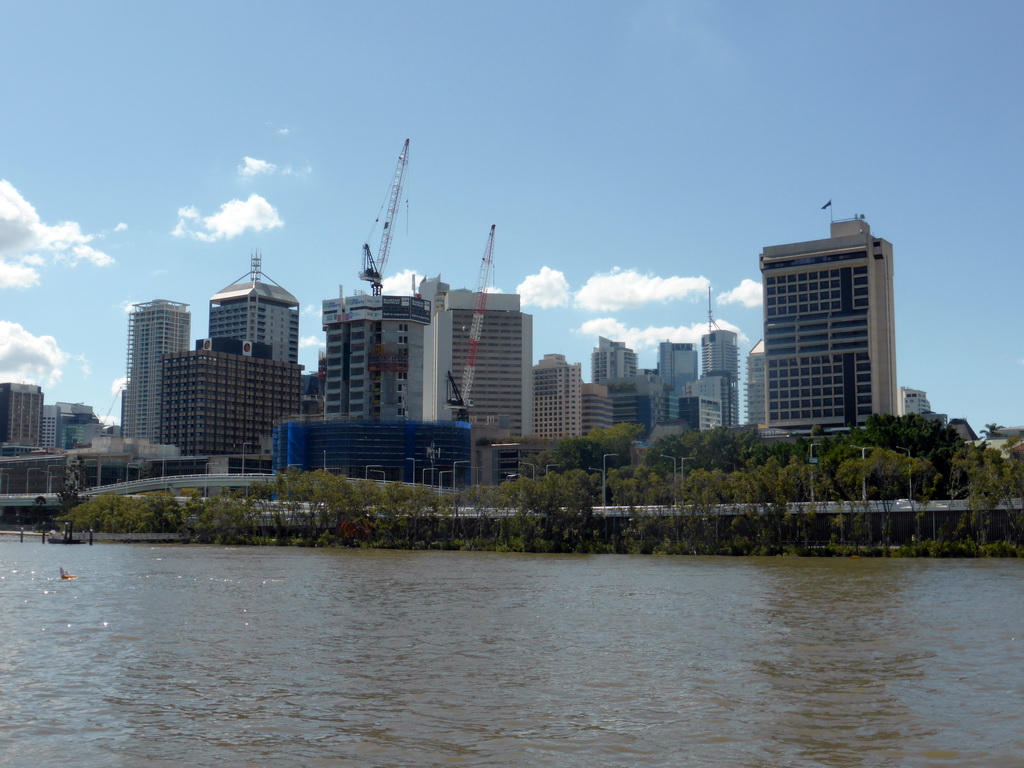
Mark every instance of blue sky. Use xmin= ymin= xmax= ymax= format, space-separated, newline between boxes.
xmin=1 ymin=0 xmax=1021 ymax=432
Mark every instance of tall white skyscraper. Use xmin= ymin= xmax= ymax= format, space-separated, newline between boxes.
xmin=420 ymin=277 xmax=533 ymax=436
xmin=760 ymin=217 xmax=897 ymax=434
xmin=591 ymin=336 xmax=637 ymax=384
xmin=209 ymin=253 xmax=299 ymax=365
xmin=701 ymin=327 xmax=739 ymax=427
xmin=122 ymin=299 xmax=191 ymax=440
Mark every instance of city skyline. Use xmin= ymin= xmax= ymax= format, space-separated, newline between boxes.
xmin=2 ymin=2 xmax=1022 ymax=433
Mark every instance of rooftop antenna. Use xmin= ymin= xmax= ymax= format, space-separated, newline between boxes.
xmin=707 ymin=287 xmax=720 ymax=332
xmin=250 ymin=249 xmax=262 ymax=281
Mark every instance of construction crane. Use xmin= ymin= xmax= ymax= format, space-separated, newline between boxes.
xmin=360 ymin=139 xmax=409 ymax=296
xmin=447 ymin=225 xmax=496 ymax=421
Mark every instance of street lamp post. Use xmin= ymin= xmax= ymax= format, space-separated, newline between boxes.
xmin=859 ymin=446 xmax=872 ymax=502
xmin=241 ymin=443 xmax=256 ymax=476
xmin=424 ymin=467 xmax=438 ymax=488
xmin=323 ymin=450 xmax=327 ymax=471
xmin=521 ymin=462 xmax=536 ymax=480
xmin=808 ymin=444 xmax=820 ymax=503
xmin=366 ymin=465 xmax=384 ymax=481
xmin=546 ymin=464 xmax=560 ymax=475
xmin=439 ymin=470 xmax=453 ymax=495
xmin=406 ymin=457 xmax=417 ymax=484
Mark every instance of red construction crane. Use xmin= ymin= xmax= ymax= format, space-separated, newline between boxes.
xmin=447 ymin=225 xmax=496 ymax=421
xmin=360 ymin=139 xmax=409 ymax=296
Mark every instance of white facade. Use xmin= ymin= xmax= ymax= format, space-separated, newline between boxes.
xmin=40 ymin=404 xmax=59 ymax=448
xmin=591 ymin=336 xmax=637 ymax=384
xmin=420 ymin=278 xmax=533 ymax=436
xmin=899 ymin=387 xmax=931 ymax=417
xmin=209 ymin=256 xmax=299 ymax=365
xmin=123 ymin=300 xmax=191 ymax=441
xmin=684 ymin=378 xmax=725 ymax=430
xmin=701 ymin=328 xmax=740 ymax=426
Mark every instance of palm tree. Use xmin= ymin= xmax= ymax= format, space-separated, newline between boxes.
xmin=982 ymin=423 xmax=1005 ymax=440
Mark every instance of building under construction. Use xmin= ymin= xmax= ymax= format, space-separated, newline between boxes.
xmin=273 ymin=417 xmax=470 ymax=485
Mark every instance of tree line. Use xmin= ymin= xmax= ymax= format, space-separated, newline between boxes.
xmin=62 ymin=415 xmax=1024 ymax=555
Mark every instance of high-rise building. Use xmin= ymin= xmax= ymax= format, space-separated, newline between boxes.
xmin=122 ymin=300 xmax=191 ymax=441
xmin=40 ymin=404 xmax=59 ymax=448
xmin=160 ymin=338 xmax=303 ymax=455
xmin=760 ymin=218 xmax=897 ymax=434
xmin=209 ymin=253 xmax=299 ymax=365
xmin=605 ymin=373 xmax=677 ymax=435
xmin=322 ymin=291 xmax=431 ymax=422
xmin=899 ymin=387 xmax=931 ymax=417
xmin=701 ymin=327 xmax=739 ymax=427
xmin=55 ymin=402 xmax=103 ymax=449
xmin=591 ymin=336 xmax=637 ymax=384
xmin=658 ymin=341 xmax=698 ymax=393
xmin=420 ymin=278 xmax=533 ymax=435
xmin=682 ymin=378 xmax=724 ymax=430
xmin=581 ymin=383 xmax=613 ymax=434
xmin=532 ymin=354 xmax=583 ymax=439
xmin=0 ymin=383 xmax=43 ymax=446
xmin=745 ymin=340 xmax=766 ymax=425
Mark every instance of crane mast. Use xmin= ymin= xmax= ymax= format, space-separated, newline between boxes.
xmin=459 ymin=224 xmax=496 ymax=411
xmin=360 ymin=139 xmax=409 ymax=296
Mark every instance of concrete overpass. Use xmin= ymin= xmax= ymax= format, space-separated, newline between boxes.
xmin=0 ymin=472 xmax=276 ymax=508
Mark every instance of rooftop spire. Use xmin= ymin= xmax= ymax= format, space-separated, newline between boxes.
xmin=250 ymin=249 xmax=263 ymax=282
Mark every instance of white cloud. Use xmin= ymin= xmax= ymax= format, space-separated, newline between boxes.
xmin=381 ymin=268 xmax=420 ymax=296
xmin=718 ymin=278 xmax=762 ymax=308
xmin=114 ymin=222 xmax=128 ymax=232
xmin=67 ymin=243 xmax=114 ymax=267
xmin=577 ymin=317 xmax=747 ymax=351
xmin=0 ymin=179 xmax=114 ymax=285
xmin=0 ymin=321 xmax=69 ymax=386
xmin=574 ymin=268 xmax=710 ymax=311
xmin=518 ymin=267 xmax=570 ymax=308
xmin=239 ymin=157 xmax=277 ymax=177
xmin=281 ymin=164 xmax=312 ymax=178
xmin=0 ymin=259 xmax=40 ymax=289
xmin=172 ymin=194 xmax=283 ymax=242
xmin=299 ymin=335 xmax=325 ymax=349
xmin=111 ymin=376 xmax=127 ymax=395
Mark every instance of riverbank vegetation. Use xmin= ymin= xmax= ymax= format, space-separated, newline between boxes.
xmin=62 ymin=415 xmax=1024 ymax=556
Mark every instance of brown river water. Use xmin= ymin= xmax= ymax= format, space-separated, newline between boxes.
xmin=1 ymin=544 xmax=1022 ymax=767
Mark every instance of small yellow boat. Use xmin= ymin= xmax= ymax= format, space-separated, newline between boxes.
xmin=61 ymin=573 xmax=77 ymax=580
